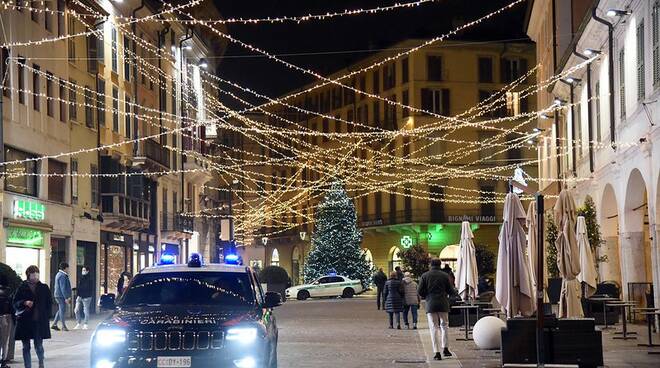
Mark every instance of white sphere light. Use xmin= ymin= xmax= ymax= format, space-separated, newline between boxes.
xmin=472 ymin=316 xmax=506 ymax=350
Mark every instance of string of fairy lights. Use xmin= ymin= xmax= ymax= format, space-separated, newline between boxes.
xmin=0 ymin=0 xmax=624 ymax=242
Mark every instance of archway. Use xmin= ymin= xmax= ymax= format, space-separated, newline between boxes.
xmin=622 ymin=169 xmax=652 ymax=305
xmin=291 ymin=246 xmax=302 ymax=285
xmin=388 ymin=246 xmax=402 ymax=274
xmin=271 ymin=248 xmax=280 ymax=266
xmin=363 ymin=248 xmax=374 ymax=271
xmin=599 ymin=184 xmax=621 ymax=286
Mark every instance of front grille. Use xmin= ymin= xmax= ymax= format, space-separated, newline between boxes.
xmin=128 ymin=331 xmax=223 ymax=351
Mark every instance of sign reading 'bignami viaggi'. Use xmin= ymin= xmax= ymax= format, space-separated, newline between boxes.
xmin=13 ymin=199 xmax=46 ymax=221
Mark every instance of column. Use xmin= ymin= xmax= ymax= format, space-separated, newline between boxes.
xmin=600 ymin=236 xmax=622 ymax=285
xmin=619 ymin=232 xmax=646 ymax=302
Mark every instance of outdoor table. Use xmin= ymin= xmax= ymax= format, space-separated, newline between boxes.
xmin=607 ymin=302 xmax=637 ymax=340
xmin=483 ymin=307 xmax=503 ymax=319
xmin=637 ymin=310 xmax=660 ymax=350
xmin=589 ymin=296 xmax=619 ymax=330
xmin=452 ymin=304 xmax=479 ymax=341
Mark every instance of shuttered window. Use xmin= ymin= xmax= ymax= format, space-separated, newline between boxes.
xmin=654 ymin=2 xmax=660 ymax=86
xmin=637 ymin=21 xmax=646 ymax=100
xmin=619 ymin=48 xmax=626 ymax=118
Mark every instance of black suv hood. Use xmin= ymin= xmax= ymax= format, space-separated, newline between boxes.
xmin=104 ymin=305 xmax=260 ymax=331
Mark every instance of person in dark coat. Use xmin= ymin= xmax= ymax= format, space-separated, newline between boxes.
xmin=442 ymin=264 xmax=456 ymax=289
xmin=116 ymin=272 xmax=132 ymax=296
xmin=382 ymin=271 xmax=404 ymax=329
xmin=373 ymin=268 xmax=387 ymax=310
xmin=13 ymin=265 xmax=52 ymax=368
xmin=418 ymin=259 xmax=454 ymax=360
xmin=0 ymin=273 xmax=14 ymax=368
xmin=394 ymin=266 xmax=404 ymax=280
xmin=74 ymin=266 xmax=94 ymax=330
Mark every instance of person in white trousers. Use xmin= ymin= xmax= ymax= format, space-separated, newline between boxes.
xmin=418 ymin=258 xmax=455 ymax=360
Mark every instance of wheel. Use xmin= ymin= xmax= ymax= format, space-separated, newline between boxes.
xmin=341 ymin=288 xmax=355 ymax=298
xmin=297 ymin=290 xmax=310 ymax=300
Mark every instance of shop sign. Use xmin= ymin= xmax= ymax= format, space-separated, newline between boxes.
xmin=13 ymin=199 xmax=45 ymax=221
xmin=7 ymin=226 xmax=44 ymax=248
xmin=400 ymin=235 xmax=413 ymax=249
xmin=447 ymin=215 xmax=497 ymax=223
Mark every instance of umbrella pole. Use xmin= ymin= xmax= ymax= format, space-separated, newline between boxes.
xmin=535 ymin=193 xmax=545 ymax=367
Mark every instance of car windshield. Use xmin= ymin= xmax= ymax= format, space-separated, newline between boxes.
xmin=120 ymin=271 xmax=255 ymax=307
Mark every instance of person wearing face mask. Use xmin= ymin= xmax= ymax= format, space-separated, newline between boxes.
xmin=73 ymin=266 xmax=93 ymax=330
xmin=12 ymin=266 xmax=52 ymax=368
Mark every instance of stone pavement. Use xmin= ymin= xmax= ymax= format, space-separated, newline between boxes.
xmin=3 ymin=296 xmax=660 ymax=367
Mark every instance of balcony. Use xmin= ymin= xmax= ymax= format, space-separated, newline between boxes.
xmin=101 ymin=193 xmax=150 ymax=231
xmin=161 ymin=212 xmax=194 ymax=235
xmin=133 ymin=139 xmax=170 ymax=171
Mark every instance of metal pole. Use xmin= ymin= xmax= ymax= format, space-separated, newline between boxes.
xmin=1 ymin=50 xmax=4 ymax=170
xmin=536 ymin=193 xmax=545 ymax=367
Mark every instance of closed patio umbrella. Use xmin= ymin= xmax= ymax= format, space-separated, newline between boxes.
xmin=554 ymin=190 xmax=583 ymax=318
xmin=576 ymin=216 xmax=597 ymax=298
xmin=526 ymin=201 xmax=548 ymax=302
xmin=457 ymin=221 xmax=479 ymax=302
xmin=496 ymin=193 xmax=535 ymax=318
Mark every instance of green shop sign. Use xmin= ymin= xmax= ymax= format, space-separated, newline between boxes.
xmin=13 ymin=199 xmax=46 ymax=221
xmin=7 ymin=227 xmax=44 ymax=248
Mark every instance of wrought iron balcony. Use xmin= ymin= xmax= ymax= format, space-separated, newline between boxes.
xmin=134 ymin=139 xmax=170 ymax=170
xmin=101 ymin=193 xmax=150 ymax=229
xmin=161 ymin=212 xmax=194 ymax=233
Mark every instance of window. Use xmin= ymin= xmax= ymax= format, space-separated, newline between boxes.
xmin=173 ymin=192 xmax=178 ymax=213
xmin=30 ymin=1 xmax=39 ymax=22
xmin=45 ymin=8 xmax=52 ymax=32
xmin=46 ymin=72 xmax=54 ymax=117
xmin=383 ymin=63 xmax=396 ymax=90
xmin=384 ymin=95 xmax=397 ymax=130
xmin=124 ymin=35 xmax=131 ymax=81
xmin=71 ymin=159 xmax=78 ymax=204
xmin=347 ymin=110 xmax=354 ymax=133
xmin=162 ymin=188 xmax=168 ymax=229
xmin=2 ymin=48 xmax=9 ymax=98
xmin=478 ymin=130 xmax=497 ymax=159
xmin=111 ymin=27 xmax=118 ymax=73
xmin=372 ymin=69 xmax=380 ymax=94
xmin=654 ymin=2 xmax=659 ymax=86
xmin=112 ymin=86 xmax=119 ymax=132
xmin=505 ymin=91 xmax=520 ymax=116
xmin=171 ymin=79 xmax=176 ymax=115
xmin=322 ymin=118 xmax=329 ymax=142
xmin=57 ymin=0 xmax=65 ymax=36
xmin=595 ymin=81 xmax=601 ymax=140
xmin=32 ymin=64 xmax=40 ymax=111
xmin=84 ymin=86 xmax=94 ymax=128
xmin=18 ymin=57 xmax=26 ymax=104
xmin=332 ymin=87 xmax=342 ymax=110
xmin=402 ymin=90 xmax=409 ymax=118
xmin=97 ymin=78 xmax=105 ymax=126
xmin=619 ymin=48 xmax=626 ymax=118
xmin=500 ymin=57 xmax=528 ymax=83
xmin=430 ymin=185 xmax=444 ymax=222
xmin=506 ymin=134 xmax=522 ymax=160
xmin=4 ymin=147 xmax=38 ymax=196
xmin=125 ymin=97 xmax=131 ymax=138
xmin=479 ymin=90 xmax=506 ymax=117
xmin=402 ymin=57 xmax=409 ymax=84
xmin=48 ymin=160 xmax=66 ymax=203
xmin=90 ymin=164 xmax=98 ymax=208
xmin=58 ymin=80 xmax=66 ymax=122
xmin=427 ymin=55 xmax=442 ymax=81
xmin=480 ymin=186 xmax=496 ymax=217
xmin=478 ymin=57 xmax=493 ymax=83
xmin=69 ymin=80 xmax=78 ymax=121
xmin=637 ymin=21 xmax=646 ymax=100
xmin=68 ymin=17 xmax=76 ymax=62
xmin=359 ymin=75 xmax=366 ymax=100
xmin=372 ymin=101 xmax=380 ymax=125
xmin=421 ymin=88 xmax=450 ymax=115
xmin=95 ymin=22 xmax=105 ymax=64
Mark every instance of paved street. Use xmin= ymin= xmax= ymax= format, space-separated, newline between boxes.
xmin=5 ymin=296 xmax=660 ymax=367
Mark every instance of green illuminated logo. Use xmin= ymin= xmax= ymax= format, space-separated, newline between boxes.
xmin=13 ymin=200 xmax=45 ymax=221
xmin=400 ymin=235 xmax=413 ymax=249
xmin=7 ymin=227 xmax=44 ymax=248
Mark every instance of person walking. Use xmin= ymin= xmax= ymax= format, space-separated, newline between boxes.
xmin=383 ymin=271 xmax=404 ymax=329
xmin=373 ymin=268 xmax=387 ymax=310
xmin=418 ymin=259 xmax=454 ymax=360
xmin=0 ymin=274 xmax=14 ymax=368
xmin=116 ymin=272 xmax=131 ymax=297
xmin=51 ymin=263 xmax=72 ymax=331
xmin=401 ymin=272 xmax=420 ymax=329
xmin=394 ymin=266 xmax=404 ymax=280
xmin=73 ymin=266 xmax=93 ymax=330
xmin=442 ymin=264 xmax=456 ymax=289
xmin=13 ymin=266 xmax=52 ymax=368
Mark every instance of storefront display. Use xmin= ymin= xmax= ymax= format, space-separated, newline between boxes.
xmin=5 ymin=226 xmax=45 ymax=280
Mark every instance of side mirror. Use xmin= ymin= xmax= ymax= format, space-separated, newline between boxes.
xmin=264 ymin=291 xmax=282 ymax=308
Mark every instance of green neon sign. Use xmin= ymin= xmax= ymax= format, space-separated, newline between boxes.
xmin=400 ymin=235 xmax=413 ymax=249
xmin=7 ymin=227 xmax=44 ymax=248
xmin=13 ymin=200 xmax=45 ymax=221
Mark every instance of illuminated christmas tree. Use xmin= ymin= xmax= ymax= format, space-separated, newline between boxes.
xmin=304 ymin=182 xmax=372 ymax=285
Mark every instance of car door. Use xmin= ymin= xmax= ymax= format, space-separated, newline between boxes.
xmin=327 ymin=276 xmax=345 ymax=296
xmin=310 ymin=277 xmax=332 ymax=297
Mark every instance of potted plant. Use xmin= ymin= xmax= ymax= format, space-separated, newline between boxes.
xmin=545 ymin=213 xmax=562 ymax=304
xmin=259 ymin=266 xmax=290 ymax=301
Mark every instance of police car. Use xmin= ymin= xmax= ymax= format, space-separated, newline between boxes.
xmin=285 ymin=275 xmax=364 ymax=300
xmin=91 ymin=254 xmax=280 ymax=368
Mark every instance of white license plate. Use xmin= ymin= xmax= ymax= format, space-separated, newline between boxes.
xmin=157 ymin=356 xmax=192 ymax=368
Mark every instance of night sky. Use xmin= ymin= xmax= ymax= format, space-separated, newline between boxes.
xmin=211 ymin=0 xmax=529 ymax=102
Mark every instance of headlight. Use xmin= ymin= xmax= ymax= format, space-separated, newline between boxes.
xmin=94 ymin=328 xmax=126 ymax=347
xmin=226 ymin=327 xmax=257 ymax=344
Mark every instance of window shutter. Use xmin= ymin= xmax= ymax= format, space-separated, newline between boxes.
xmin=654 ymin=2 xmax=660 ymax=85
xmin=421 ymin=88 xmax=432 ymax=113
xmin=519 ymin=58 xmax=528 ymax=82
xmin=87 ymin=35 xmax=98 ymax=74
xmin=500 ymin=58 xmax=510 ymax=83
xmin=442 ymin=89 xmax=450 ymax=116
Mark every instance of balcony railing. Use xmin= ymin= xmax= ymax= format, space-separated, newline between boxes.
xmin=161 ymin=212 xmax=194 ymax=233
xmin=358 ymin=209 xmax=501 ymax=228
xmin=101 ymin=193 xmax=150 ymax=222
xmin=136 ymin=139 xmax=170 ymax=169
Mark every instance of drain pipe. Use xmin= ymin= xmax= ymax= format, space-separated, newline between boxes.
xmin=131 ymin=1 xmax=144 ymax=156
xmin=573 ymin=47 xmax=594 ymax=173
xmin=179 ymin=29 xmax=192 ymax=216
xmin=592 ymin=7 xmax=616 ymax=149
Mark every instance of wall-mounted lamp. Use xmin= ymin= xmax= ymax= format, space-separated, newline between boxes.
xmin=564 ymin=77 xmax=582 ymax=84
xmin=261 ymin=237 xmax=268 ymax=246
xmin=198 ymin=59 xmax=208 ymax=69
xmin=606 ymin=9 xmax=631 ymax=17
xmin=539 ymin=113 xmax=555 ymax=120
xmin=299 ymin=231 xmax=307 ymax=241
xmin=553 ymin=97 xmax=566 ymax=106
xmin=583 ymin=48 xmax=601 ymax=56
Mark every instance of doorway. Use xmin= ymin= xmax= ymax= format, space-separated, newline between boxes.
xmin=76 ymin=241 xmax=97 ymax=315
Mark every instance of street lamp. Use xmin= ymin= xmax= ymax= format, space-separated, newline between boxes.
xmin=564 ymin=77 xmax=582 ymax=84
xmin=583 ymin=48 xmax=601 ymax=57
xmin=606 ymin=9 xmax=630 ymax=17
xmin=261 ymin=237 xmax=268 ymax=246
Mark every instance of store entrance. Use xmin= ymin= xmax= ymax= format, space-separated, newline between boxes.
xmin=76 ymin=241 xmax=97 ymax=314
xmin=50 ymin=237 xmax=68 ymax=315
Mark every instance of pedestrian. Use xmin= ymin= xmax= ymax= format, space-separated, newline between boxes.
xmin=51 ymin=262 xmax=72 ymax=331
xmin=116 ymin=272 xmax=132 ymax=297
xmin=418 ymin=258 xmax=454 ymax=360
xmin=13 ymin=265 xmax=52 ymax=368
xmin=442 ymin=264 xmax=456 ymax=288
xmin=401 ymin=272 xmax=420 ymax=329
xmin=394 ymin=266 xmax=404 ymax=280
xmin=0 ymin=274 xmax=14 ymax=368
xmin=373 ymin=268 xmax=387 ymax=310
xmin=74 ymin=266 xmax=93 ymax=330
xmin=383 ymin=271 xmax=404 ymax=329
